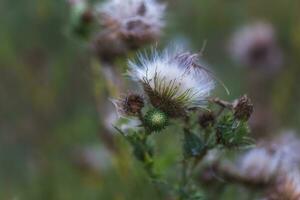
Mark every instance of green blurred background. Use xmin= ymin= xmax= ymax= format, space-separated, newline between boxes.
xmin=1 ymin=0 xmax=300 ymax=199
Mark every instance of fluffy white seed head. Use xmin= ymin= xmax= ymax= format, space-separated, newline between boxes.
xmin=229 ymin=22 xmax=282 ymax=71
xmin=128 ymin=47 xmax=215 ymax=117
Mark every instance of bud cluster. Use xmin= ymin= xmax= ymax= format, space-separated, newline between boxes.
xmin=110 ymin=47 xmax=254 ymax=199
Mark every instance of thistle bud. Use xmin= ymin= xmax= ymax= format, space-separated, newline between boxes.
xmin=112 ymin=93 xmax=144 ymax=117
xmin=198 ymin=111 xmax=215 ymax=128
xmin=144 ymin=109 xmax=168 ymax=132
xmin=233 ymin=95 xmax=253 ymax=120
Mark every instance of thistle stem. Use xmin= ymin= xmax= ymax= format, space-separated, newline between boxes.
xmin=211 ymin=98 xmax=233 ymax=109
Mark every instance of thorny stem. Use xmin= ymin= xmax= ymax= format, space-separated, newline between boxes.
xmin=178 ymin=117 xmax=192 ymax=199
xmin=211 ymin=98 xmax=233 ymax=110
xmin=211 ymin=97 xmax=234 ymax=119
xmin=216 ymin=106 xmax=226 ymax=118
xmin=179 ymin=159 xmax=189 ymax=200
xmin=138 ymin=123 xmax=168 ymax=199
xmin=138 ymin=111 xmax=152 ymax=135
xmin=178 ymin=116 xmax=209 ymax=199
xmin=138 ymin=112 xmax=158 ymax=178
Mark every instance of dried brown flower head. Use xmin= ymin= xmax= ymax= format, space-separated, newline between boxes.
xmin=199 ymin=111 xmax=215 ymax=128
xmin=112 ymin=93 xmax=144 ymax=117
xmin=233 ymin=95 xmax=254 ymax=120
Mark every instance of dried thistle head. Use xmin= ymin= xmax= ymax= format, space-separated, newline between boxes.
xmin=229 ymin=22 xmax=283 ymax=72
xmin=233 ymin=95 xmax=254 ymax=120
xmin=199 ymin=111 xmax=215 ymax=128
xmin=128 ymin=48 xmax=215 ymax=118
xmin=112 ymin=93 xmax=145 ymax=117
xmin=92 ymin=0 xmax=166 ymax=61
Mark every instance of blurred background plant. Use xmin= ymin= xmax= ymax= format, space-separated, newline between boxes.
xmin=1 ymin=0 xmax=300 ymax=199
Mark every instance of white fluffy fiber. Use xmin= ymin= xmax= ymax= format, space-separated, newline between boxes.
xmin=128 ymin=47 xmax=215 ymax=108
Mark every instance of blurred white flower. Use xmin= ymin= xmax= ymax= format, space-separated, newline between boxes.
xmin=238 ymin=131 xmax=300 ymax=183
xmin=229 ymin=22 xmax=283 ymax=72
xmin=128 ymin=47 xmax=215 ymax=117
xmin=72 ymin=145 xmax=113 ymax=173
xmin=238 ymin=147 xmax=281 ymax=182
xmin=271 ymin=131 xmax=300 ymax=170
xmin=97 ymin=0 xmax=165 ymax=35
xmin=93 ymin=0 xmax=166 ymax=61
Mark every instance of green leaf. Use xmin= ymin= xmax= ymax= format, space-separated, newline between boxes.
xmin=183 ymin=131 xmax=205 ymax=159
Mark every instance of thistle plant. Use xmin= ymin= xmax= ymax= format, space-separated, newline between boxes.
xmin=113 ymin=48 xmax=254 ymax=199
xmin=66 ymin=1 xmax=300 ymax=199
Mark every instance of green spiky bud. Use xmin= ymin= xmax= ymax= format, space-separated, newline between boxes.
xmin=144 ymin=109 xmax=168 ymax=132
